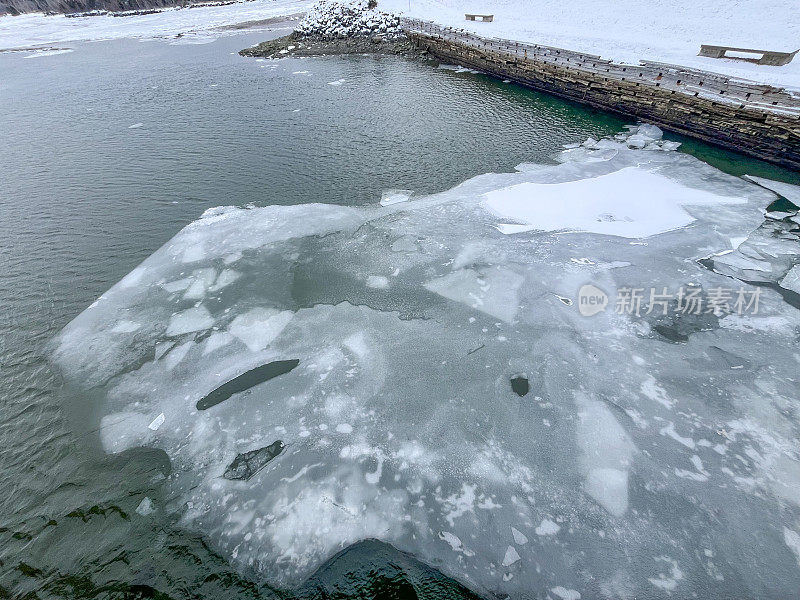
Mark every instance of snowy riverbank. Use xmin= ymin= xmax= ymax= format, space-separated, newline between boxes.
xmin=381 ymin=0 xmax=800 ymax=90
xmin=0 ymin=0 xmax=313 ymax=50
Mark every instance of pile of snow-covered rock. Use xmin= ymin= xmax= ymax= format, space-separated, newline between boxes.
xmin=294 ymin=0 xmax=402 ymax=39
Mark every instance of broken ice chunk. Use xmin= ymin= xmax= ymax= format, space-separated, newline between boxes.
xmin=223 ymin=440 xmax=285 ymax=481
xmin=380 ymin=189 xmax=412 ymax=206
xmin=779 ymin=265 xmax=800 ymax=295
xmin=148 ymin=413 xmax=165 ymax=431
xmin=228 ymin=307 xmax=293 ymax=351
xmin=135 ymin=497 xmax=155 ymax=516
xmin=165 ymin=305 xmax=214 ymax=336
xmin=511 ymin=527 xmax=528 ymax=545
xmin=424 ymin=265 xmax=523 ymax=322
xmin=535 ymin=518 xmax=560 ymax=536
xmin=502 ymin=545 xmax=521 ymax=566
xmin=366 ymin=275 xmax=389 ymax=289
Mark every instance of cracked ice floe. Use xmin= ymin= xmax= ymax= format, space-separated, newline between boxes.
xmin=51 ymin=126 xmax=800 ymax=596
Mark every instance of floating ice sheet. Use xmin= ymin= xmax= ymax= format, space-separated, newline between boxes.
xmin=52 ymin=126 xmax=800 ymax=597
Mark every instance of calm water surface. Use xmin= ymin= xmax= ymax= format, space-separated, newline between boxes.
xmin=1 ymin=28 xmax=797 ymax=599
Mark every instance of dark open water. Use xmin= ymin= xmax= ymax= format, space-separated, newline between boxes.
xmin=1 ymin=27 xmax=797 ymax=599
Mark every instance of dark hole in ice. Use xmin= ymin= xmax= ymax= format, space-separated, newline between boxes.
xmin=196 ymin=359 xmax=300 ymax=410
xmin=223 ymin=440 xmax=284 ymax=481
xmin=510 ymin=376 xmax=529 ymax=396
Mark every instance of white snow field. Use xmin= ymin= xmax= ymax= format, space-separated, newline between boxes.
xmin=52 ymin=126 xmax=800 ymax=597
xmin=381 ymin=0 xmax=800 ymax=89
xmin=0 ymin=0 xmax=313 ymax=51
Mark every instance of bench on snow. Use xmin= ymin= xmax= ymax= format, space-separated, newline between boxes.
xmin=698 ymin=45 xmax=798 ymax=66
xmin=465 ymin=13 xmax=494 ymax=22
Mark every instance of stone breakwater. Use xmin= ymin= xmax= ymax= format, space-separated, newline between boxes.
xmin=240 ymin=0 xmax=414 ymax=58
xmin=403 ymin=18 xmax=800 ymax=170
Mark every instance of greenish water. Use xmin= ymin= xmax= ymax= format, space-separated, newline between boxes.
xmin=1 ymin=28 xmax=797 ymax=600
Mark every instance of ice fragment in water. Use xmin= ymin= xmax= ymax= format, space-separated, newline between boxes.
xmin=779 ymin=265 xmax=800 ymax=295
xmin=166 ymin=306 xmax=214 ymax=336
xmin=502 ymin=545 xmax=521 ymax=566
xmin=511 ymin=527 xmax=528 ymax=545
xmin=535 ymin=518 xmax=560 ymax=536
xmin=148 ymin=413 xmax=165 ymax=431
xmin=228 ymin=308 xmax=293 ymax=352
xmin=135 ymin=497 xmax=155 ymax=516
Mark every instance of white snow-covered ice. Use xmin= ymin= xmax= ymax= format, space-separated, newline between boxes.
xmin=51 ymin=125 xmax=800 ymax=597
xmin=382 ymin=0 xmax=800 ymax=89
xmin=0 ymin=0 xmax=313 ymax=51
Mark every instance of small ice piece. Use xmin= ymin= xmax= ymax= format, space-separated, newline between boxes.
xmin=228 ymin=307 xmax=293 ymax=352
xmin=535 ymin=518 xmax=560 ymax=536
xmin=577 ymin=394 xmax=635 ymax=516
xmin=744 ymin=175 xmax=800 ymax=206
xmin=636 ymin=123 xmax=663 ymax=140
xmin=626 ymin=134 xmax=649 ymax=149
xmin=424 ymin=265 xmax=523 ymax=322
xmin=511 ymin=527 xmax=528 ymax=545
xmin=164 ymin=341 xmax=192 ymax=370
xmin=779 ymin=265 xmax=800 ymax=295
xmin=165 ymin=306 xmax=214 ymax=336
xmin=161 ymin=277 xmax=193 ymax=293
xmin=209 ymin=269 xmax=240 ymax=292
xmin=183 ymin=268 xmax=216 ymax=300
xmin=785 ymin=528 xmax=800 ymax=567
xmin=335 ymin=423 xmax=353 ymax=433
xmin=551 ymin=587 xmax=581 ymax=600
xmin=203 ymin=331 xmax=234 ymax=355
xmin=99 ymin=412 xmax=151 ymax=454
xmin=154 ymin=341 xmax=174 ymax=360
xmin=366 ymin=275 xmax=389 ymax=289
xmin=328 ymin=78 xmax=346 ymax=86
xmin=439 ymin=531 xmax=473 ymax=556
xmin=730 ymin=236 xmax=748 ymax=249
xmin=111 ymin=320 xmax=140 ymax=333
xmin=135 ymin=497 xmax=155 ymax=516
xmin=502 ymin=545 xmax=521 ymax=566
xmin=380 ymin=190 xmax=412 ymax=206
xmin=148 ymin=413 xmax=165 ymax=431
xmin=128 ymin=123 xmax=143 ymax=129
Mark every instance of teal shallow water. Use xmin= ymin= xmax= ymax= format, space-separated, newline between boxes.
xmin=1 ymin=28 xmax=797 ymax=599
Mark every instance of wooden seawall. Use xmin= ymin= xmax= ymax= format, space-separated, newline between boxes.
xmin=402 ymin=18 xmax=800 ymax=170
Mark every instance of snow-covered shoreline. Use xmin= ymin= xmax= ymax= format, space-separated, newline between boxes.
xmin=382 ymin=0 xmax=800 ymax=90
xmin=0 ymin=0 xmax=313 ymax=50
